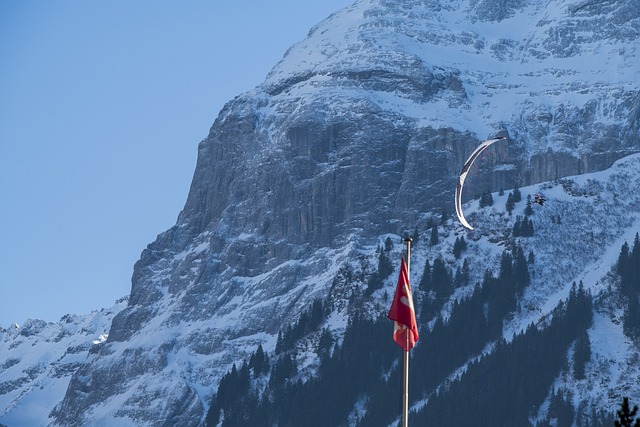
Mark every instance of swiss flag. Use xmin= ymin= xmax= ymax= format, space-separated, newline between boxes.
xmin=387 ymin=257 xmax=419 ymax=351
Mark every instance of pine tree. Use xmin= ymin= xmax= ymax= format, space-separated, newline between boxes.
xmin=453 ymin=235 xmax=467 ymax=259
xmin=454 ymin=259 xmax=471 ymax=287
xmin=366 ymin=245 xmax=393 ymax=295
xmin=440 ymin=209 xmax=449 ymax=225
xmin=617 ymin=241 xmax=631 ymax=282
xmin=615 ymin=397 xmax=640 ymax=427
xmin=513 ymin=186 xmax=522 ymax=202
xmin=499 ymin=251 xmax=514 ymax=284
xmin=310 ymin=300 xmax=324 ymax=327
xmin=616 ymin=238 xmax=640 ymax=340
xmin=431 ymin=257 xmax=452 ymax=298
xmin=547 ymin=389 xmax=575 ymax=427
xmin=419 ymin=259 xmax=431 ymax=290
xmin=486 ymin=191 xmax=494 ymax=206
xmin=573 ymin=330 xmax=591 ymax=380
xmin=513 ymin=215 xmax=522 ymax=236
xmin=275 ymin=330 xmax=287 ymax=354
xmin=461 ymin=258 xmax=471 ymax=286
xmin=269 ymin=354 xmax=296 ymax=387
xmin=514 ymin=216 xmax=534 ymax=237
xmin=479 ymin=191 xmax=494 ymax=208
xmin=506 ymin=192 xmax=515 ymax=215
xmin=378 ymin=247 xmax=393 ymax=279
xmin=430 ymin=226 xmax=439 ymax=246
xmin=525 ymin=195 xmax=534 ymax=216
xmin=249 ymin=344 xmax=267 ymax=378
xmin=384 ymin=236 xmax=393 ymax=252
xmin=317 ymin=328 xmax=333 ymax=360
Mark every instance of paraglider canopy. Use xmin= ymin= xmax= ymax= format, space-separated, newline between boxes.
xmin=455 ymin=136 xmax=506 ymax=230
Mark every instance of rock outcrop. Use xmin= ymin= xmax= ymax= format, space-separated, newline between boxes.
xmin=51 ymin=0 xmax=639 ymax=425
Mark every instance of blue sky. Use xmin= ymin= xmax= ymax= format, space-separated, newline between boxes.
xmin=0 ymin=0 xmax=352 ymax=327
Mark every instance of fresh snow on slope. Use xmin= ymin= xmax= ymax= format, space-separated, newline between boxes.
xmin=372 ymin=154 xmax=639 ymax=425
xmin=436 ymin=154 xmax=640 ymax=416
xmin=0 ymin=299 xmax=126 ymax=426
xmin=5 ymin=0 xmax=637 ymax=425
xmin=265 ymin=0 xmax=637 ymax=142
xmin=2 ymin=138 xmax=638 ymax=426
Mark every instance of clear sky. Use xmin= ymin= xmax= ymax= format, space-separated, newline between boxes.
xmin=0 ymin=0 xmax=353 ymax=327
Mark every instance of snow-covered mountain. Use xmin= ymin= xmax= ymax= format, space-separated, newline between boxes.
xmin=1 ymin=0 xmax=638 ymax=425
xmin=467 ymin=153 xmax=640 ymax=412
xmin=201 ymin=152 xmax=640 ymax=427
xmin=0 ymin=299 xmax=126 ymax=426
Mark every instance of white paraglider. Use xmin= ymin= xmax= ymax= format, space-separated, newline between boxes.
xmin=455 ymin=136 xmax=506 ymax=230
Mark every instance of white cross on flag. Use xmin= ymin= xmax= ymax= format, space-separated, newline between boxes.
xmin=387 ymin=257 xmax=419 ymax=351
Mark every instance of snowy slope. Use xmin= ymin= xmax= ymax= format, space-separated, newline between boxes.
xmin=263 ymin=0 xmax=638 ymax=151
xmin=0 ymin=299 xmax=126 ymax=427
xmin=342 ymin=154 xmax=640 ymax=425
xmin=446 ymin=153 xmax=640 ymax=415
xmin=1 ymin=159 xmax=639 ymax=425
xmin=0 ymin=0 xmax=637 ymax=425
xmin=54 ymin=0 xmax=639 ymax=424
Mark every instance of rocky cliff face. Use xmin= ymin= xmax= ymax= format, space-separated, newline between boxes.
xmin=52 ymin=0 xmax=639 ymax=425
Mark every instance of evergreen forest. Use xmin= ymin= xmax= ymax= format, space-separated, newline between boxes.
xmin=203 ymin=232 xmax=635 ymax=427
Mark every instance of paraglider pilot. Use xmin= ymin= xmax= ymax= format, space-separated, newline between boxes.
xmin=534 ymin=194 xmax=546 ymax=206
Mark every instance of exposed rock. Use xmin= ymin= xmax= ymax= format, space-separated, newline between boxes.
xmin=50 ymin=0 xmax=639 ymax=425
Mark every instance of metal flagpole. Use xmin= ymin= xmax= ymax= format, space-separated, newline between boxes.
xmin=402 ymin=236 xmax=412 ymax=427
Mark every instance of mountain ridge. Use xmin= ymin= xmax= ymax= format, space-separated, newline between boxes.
xmin=0 ymin=0 xmax=638 ymax=425
xmin=0 ymin=299 xmax=126 ymax=426
xmin=52 ymin=0 xmax=640 ymax=423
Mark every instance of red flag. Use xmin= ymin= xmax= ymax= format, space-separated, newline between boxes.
xmin=387 ymin=257 xmax=419 ymax=351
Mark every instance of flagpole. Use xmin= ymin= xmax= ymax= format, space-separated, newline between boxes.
xmin=402 ymin=236 xmax=412 ymax=427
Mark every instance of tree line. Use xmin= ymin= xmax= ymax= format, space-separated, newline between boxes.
xmin=616 ymin=233 xmax=640 ymax=341
xmin=205 ymin=242 xmax=611 ymax=426
xmin=203 ymin=225 xmax=640 ymax=426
